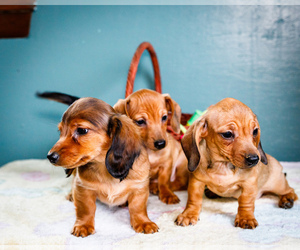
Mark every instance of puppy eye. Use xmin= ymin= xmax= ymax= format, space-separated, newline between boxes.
xmin=221 ymin=131 xmax=234 ymax=139
xmin=162 ymin=115 xmax=168 ymax=122
xmin=76 ymin=128 xmax=89 ymax=135
xmin=136 ymin=119 xmax=146 ymax=126
xmin=253 ymin=128 xmax=259 ymax=137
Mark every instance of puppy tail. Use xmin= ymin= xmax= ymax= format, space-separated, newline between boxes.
xmin=36 ymin=91 xmax=79 ymax=105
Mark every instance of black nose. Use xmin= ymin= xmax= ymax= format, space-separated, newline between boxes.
xmin=245 ymin=154 xmax=259 ymax=167
xmin=154 ymin=140 xmax=166 ymax=150
xmin=47 ymin=152 xmax=59 ymax=164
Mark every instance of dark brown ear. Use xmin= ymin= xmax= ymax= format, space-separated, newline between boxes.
xmin=258 ymin=141 xmax=268 ymax=165
xmin=64 ymin=169 xmax=74 ymax=178
xmin=181 ymin=118 xmax=207 ymax=172
xmin=113 ymin=99 xmax=130 ymax=115
xmin=105 ymin=115 xmax=141 ymax=181
xmin=163 ymin=94 xmax=181 ymax=134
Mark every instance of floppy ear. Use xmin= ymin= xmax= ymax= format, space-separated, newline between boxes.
xmin=163 ymin=94 xmax=182 ymax=134
xmin=113 ymin=99 xmax=130 ymax=115
xmin=181 ymin=118 xmax=207 ymax=172
xmin=64 ymin=169 xmax=74 ymax=178
xmin=258 ymin=141 xmax=268 ymax=165
xmin=105 ymin=115 xmax=141 ymax=181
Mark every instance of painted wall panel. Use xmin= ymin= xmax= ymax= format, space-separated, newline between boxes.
xmin=0 ymin=5 xmax=299 ymax=166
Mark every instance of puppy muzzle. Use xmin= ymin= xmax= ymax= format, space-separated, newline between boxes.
xmin=47 ymin=152 xmax=59 ymax=164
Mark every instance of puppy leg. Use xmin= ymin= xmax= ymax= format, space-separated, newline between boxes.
xmin=128 ymin=187 xmax=159 ymax=234
xmin=65 ymin=176 xmax=75 ymax=202
xmin=273 ymin=173 xmax=298 ymax=209
xmin=235 ymin=187 xmax=258 ymax=229
xmin=264 ymin=158 xmax=298 ymax=209
xmin=158 ymin=166 xmax=180 ymax=204
xmin=176 ymin=175 xmax=205 ymax=226
xmin=72 ymin=185 xmax=97 ymax=237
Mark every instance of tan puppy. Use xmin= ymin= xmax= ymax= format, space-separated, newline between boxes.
xmin=114 ymin=89 xmax=188 ymax=204
xmin=47 ymin=97 xmax=158 ymax=236
xmin=176 ymin=98 xmax=297 ymax=229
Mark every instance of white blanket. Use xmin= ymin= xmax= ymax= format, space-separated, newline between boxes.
xmin=0 ymin=159 xmax=299 ymax=249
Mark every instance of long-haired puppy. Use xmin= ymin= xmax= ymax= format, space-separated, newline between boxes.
xmin=46 ymin=97 xmax=158 ymax=236
xmin=114 ymin=89 xmax=189 ymax=204
xmin=176 ymin=98 xmax=297 ymax=229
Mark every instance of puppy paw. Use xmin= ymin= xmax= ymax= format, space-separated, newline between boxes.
xmin=175 ymin=213 xmax=199 ymax=226
xmin=234 ymin=215 xmax=258 ymax=229
xmin=159 ymin=193 xmax=180 ymax=204
xmin=72 ymin=225 xmax=95 ymax=237
xmin=133 ymin=221 xmax=159 ymax=234
xmin=150 ymin=182 xmax=159 ymax=195
xmin=279 ymin=192 xmax=297 ymax=209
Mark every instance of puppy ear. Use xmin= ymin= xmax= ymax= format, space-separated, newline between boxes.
xmin=163 ymin=94 xmax=182 ymax=134
xmin=181 ymin=118 xmax=207 ymax=172
xmin=105 ymin=115 xmax=141 ymax=181
xmin=113 ymin=99 xmax=130 ymax=115
xmin=258 ymin=141 xmax=268 ymax=165
xmin=64 ymin=169 xmax=74 ymax=178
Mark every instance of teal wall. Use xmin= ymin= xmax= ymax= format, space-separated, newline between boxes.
xmin=0 ymin=5 xmax=299 ymax=166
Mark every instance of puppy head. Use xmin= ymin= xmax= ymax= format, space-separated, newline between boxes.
xmin=47 ymin=97 xmax=114 ymax=169
xmin=114 ymin=89 xmax=181 ymax=151
xmin=105 ymin=114 xmax=142 ymax=181
xmin=181 ymin=98 xmax=268 ymax=172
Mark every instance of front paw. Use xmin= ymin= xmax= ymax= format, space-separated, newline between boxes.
xmin=234 ymin=214 xmax=258 ymax=229
xmin=175 ymin=213 xmax=199 ymax=226
xmin=159 ymin=192 xmax=180 ymax=204
xmin=132 ymin=221 xmax=159 ymax=234
xmin=72 ymin=224 xmax=95 ymax=237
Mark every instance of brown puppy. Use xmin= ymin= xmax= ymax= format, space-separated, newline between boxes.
xmin=114 ymin=89 xmax=189 ymax=204
xmin=176 ymin=98 xmax=297 ymax=229
xmin=47 ymin=97 xmax=158 ymax=237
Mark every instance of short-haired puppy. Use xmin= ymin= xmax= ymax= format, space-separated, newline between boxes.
xmin=114 ymin=89 xmax=189 ymax=204
xmin=176 ymin=98 xmax=297 ymax=229
xmin=47 ymin=97 xmax=158 ymax=236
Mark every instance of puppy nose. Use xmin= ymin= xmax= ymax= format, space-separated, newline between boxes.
xmin=154 ymin=140 xmax=166 ymax=150
xmin=47 ymin=152 xmax=59 ymax=164
xmin=245 ymin=154 xmax=259 ymax=167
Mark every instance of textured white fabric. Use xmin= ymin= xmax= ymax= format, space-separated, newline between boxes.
xmin=0 ymin=159 xmax=299 ymax=248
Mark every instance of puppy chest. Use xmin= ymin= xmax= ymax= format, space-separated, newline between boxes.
xmin=96 ymin=183 xmax=130 ymax=206
xmin=206 ymin=181 xmax=241 ymax=198
xmin=203 ymin=173 xmax=242 ymax=198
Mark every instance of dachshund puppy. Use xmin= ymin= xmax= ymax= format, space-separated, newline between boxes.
xmin=176 ymin=98 xmax=297 ymax=229
xmin=114 ymin=89 xmax=189 ymax=204
xmin=47 ymin=97 xmax=158 ymax=237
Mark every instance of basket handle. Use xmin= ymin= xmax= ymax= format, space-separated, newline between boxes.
xmin=125 ymin=42 xmax=162 ymax=98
